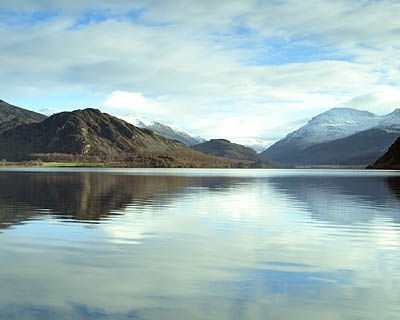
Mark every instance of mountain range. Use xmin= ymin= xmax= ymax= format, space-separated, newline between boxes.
xmin=2 ymin=98 xmax=400 ymax=168
xmin=8 ymin=102 xmax=270 ymax=153
xmin=124 ymin=117 xmax=206 ymax=146
xmin=0 ymin=100 xmax=265 ymax=168
xmin=261 ymin=108 xmax=400 ymax=166
xmin=124 ymin=117 xmax=272 ymax=153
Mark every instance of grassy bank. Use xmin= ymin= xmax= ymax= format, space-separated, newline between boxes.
xmin=0 ymin=160 xmax=104 ymax=168
xmin=41 ymin=162 xmax=105 ymax=167
xmin=0 ymin=151 xmax=275 ymax=168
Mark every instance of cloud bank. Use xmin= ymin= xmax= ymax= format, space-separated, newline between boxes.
xmin=0 ymin=0 xmax=399 ymax=141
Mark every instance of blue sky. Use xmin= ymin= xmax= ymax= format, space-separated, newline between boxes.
xmin=0 ymin=0 xmax=400 ymax=144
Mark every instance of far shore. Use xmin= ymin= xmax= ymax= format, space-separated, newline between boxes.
xmin=0 ymin=160 xmax=374 ymax=169
xmin=0 ymin=160 xmax=269 ymax=169
xmin=0 ymin=161 xmax=105 ymax=168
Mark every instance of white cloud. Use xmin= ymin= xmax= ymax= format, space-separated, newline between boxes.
xmin=0 ymin=0 xmax=400 ymax=142
xmin=345 ymin=85 xmax=400 ymax=115
xmin=38 ymin=107 xmax=63 ymax=116
xmin=230 ymin=138 xmax=275 ymax=153
xmin=191 ymin=115 xmax=266 ymax=139
xmin=103 ymin=91 xmax=154 ymax=114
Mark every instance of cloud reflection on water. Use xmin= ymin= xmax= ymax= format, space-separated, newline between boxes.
xmin=1 ymin=169 xmax=400 ymax=319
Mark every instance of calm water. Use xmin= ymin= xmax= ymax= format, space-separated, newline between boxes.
xmin=1 ymin=168 xmax=400 ymax=320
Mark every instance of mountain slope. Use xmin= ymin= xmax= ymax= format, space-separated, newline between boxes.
xmin=274 ymin=108 xmax=378 ymax=148
xmin=282 ymin=129 xmax=400 ymax=166
xmin=0 ymin=99 xmax=47 ymax=133
xmin=0 ymin=108 xmax=249 ymax=167
xmin=367 ymin=138 xmax=400 ymax=169
xmin=125 ymin=117 xmax=205 ymax=146
xmin=0 ymin=99 xmax=46 ymax=122
xmin=261 ymin=107 xmax=400 ymax=166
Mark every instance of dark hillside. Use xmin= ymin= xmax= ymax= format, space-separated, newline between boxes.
xmin=368 ymin=138 xmax=400 ymax=169
xmin=0 ymin=108 xmax=251 ymax=168
xmin=193 ymin=139 xmax=260 ymax=161
xmin=192 ymin=139 xmax=275 ymax=167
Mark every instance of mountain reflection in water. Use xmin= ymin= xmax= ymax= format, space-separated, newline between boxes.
xmin=0 ymin=171 xmax=251 ymax=228
xmin=1 ymin=169 xmax=400 ymax=320
xmin=268 ymin=174 xmax=400 ymax=225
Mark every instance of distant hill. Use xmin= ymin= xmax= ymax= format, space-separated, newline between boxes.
xmin=266 ymin=129 xmax=400 ymax=166
xmin=192 ymin=139 xmax=274 ymax=167
xmin=261 ymin=107 xmax=400 ymax=166
xmin=0 ymin=108 xmax=253 ymax=168
xmin=192 ymin=139 xmax=258 ymax=161
xmin=0 ymin=99 xmax=47 ymax=133
xmin=367 ymin=138 xmax=400 ymax=169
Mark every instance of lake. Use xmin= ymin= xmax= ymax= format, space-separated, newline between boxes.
xmin=1 ymin=168 xmax=400 ymax=320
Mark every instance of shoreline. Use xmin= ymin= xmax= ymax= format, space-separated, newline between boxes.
xmin=0 ymin=161 xmax=372 ymax=169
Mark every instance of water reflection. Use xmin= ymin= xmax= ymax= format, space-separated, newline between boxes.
xmin=1 ymin=169 xmax=400 ymax=319
xmin=268 ymin=175 xmax=400 ymax=225
xmin=386 ymin=176 xmax=400 ymax=199
xmin=0 ymin=171 xmax=251 ymax=229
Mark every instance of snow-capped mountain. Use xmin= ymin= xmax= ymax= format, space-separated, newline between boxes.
xmin=282 ymin=108 xmax=379 ymax=147
xmin=376 ymin=109 xmax=400 ymax=130
xmin=272 ymin=107 xmax=400 ymax=149
xmin=261 ymin=107 xmax=400 ymax=166
xmin=122 ymin=116 xmax=206 ymax=146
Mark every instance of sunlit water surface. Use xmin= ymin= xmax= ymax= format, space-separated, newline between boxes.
xmin=1 ymin=168 xmax=400 ymax=319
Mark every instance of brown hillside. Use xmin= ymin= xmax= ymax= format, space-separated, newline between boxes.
xmin=0 ymin=108 xmax=249 ymax=167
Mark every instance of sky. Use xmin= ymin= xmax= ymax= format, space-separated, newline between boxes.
xmin=1 ymin=0 xmax=400 ymax=144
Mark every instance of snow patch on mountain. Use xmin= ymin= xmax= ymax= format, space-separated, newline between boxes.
xmin=231 ymin=138 xmax=274 ymax=153
xmin=122 ymin=116 xmax=206 ymax=146
xmin=376 ymin=109 xmax=400 ymax=130
xmin=279 ymin=107 xmax=400 ymax=149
